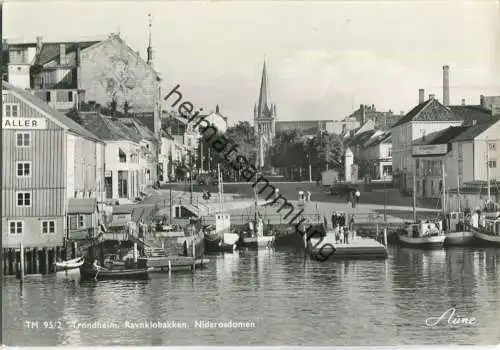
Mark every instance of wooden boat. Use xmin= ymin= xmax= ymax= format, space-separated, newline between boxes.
xmin=79 ymin=261 xmax=99 ymax=282
xmin=471 ymin=215 xmax=500 ymax=246
xmin=444 ymin=212 xmax=474 ymax=246
xmin=94 ymin=267 xmax=151 ymax=280
xmin=55 ymin=257 xmax=84 ymax=271
xmin=397 ymin=221 xmax=446 ymax=249
xmin=240 ymin=235 xmax=274 ymax=249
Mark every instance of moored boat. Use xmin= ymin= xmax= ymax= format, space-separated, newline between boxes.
xmin=94 ymin=267 xmax=151 ymax=280
xmin=79 ymin=258 xmax=99 ymax=282
xmin=444 ymin=212 xmax=475 ymax=246
xmin=55 ymin=257 xmax=84 ymax=271
xmin=240 ymin=235 xmax=274 ymax=249
xmin=471 ymin=214 xmax=500 ymax=246
xmin=220 ymin=233 xmax=239 ymax=252
xmin=397 ymin=221 xmax=446 ymax=249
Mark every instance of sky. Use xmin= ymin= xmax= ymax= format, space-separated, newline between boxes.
xmin=4 ymin=1 xmax=500 ymax=124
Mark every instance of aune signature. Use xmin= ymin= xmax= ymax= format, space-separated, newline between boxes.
xmin=425 ymin=307 xmax=477 ymax=327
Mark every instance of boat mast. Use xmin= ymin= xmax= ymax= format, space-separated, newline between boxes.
xmin=486 ymin=138 xmax=491 ymax=203
xmin=217 ymin=163 xmax=223 ymax=212
xmin=412 ymin=158 xmax=417 ymax=222
xmin=457 ymin=175 xmax=461 ymax=213
xmin=442 ymin=160 xmax=446 ymax=214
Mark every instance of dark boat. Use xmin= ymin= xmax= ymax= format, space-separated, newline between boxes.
xmin=79 ymin=260 xmax=99 ymax=282
xmin=204 ymin=231 xmax=222 ymax=252
xmin=94 ymin=268 xmax=150 ymax=280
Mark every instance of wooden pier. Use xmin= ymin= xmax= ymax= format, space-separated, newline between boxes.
xmin=2 ymin=245 xmax=68 ymax=278
xmin=306 ymin=231 xmax=388 ymax=260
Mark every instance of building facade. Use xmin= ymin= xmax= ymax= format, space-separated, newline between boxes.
xmin=391 ymin=95 xmax=464 ymax=193
xmin=2 ymin=81 xmax=103 ymax=248
xmin=4 ymin=34 xmax=162 ymax=136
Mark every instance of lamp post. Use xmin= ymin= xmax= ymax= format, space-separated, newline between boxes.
xmin=383 ymin=172 xmax=387 ymax=223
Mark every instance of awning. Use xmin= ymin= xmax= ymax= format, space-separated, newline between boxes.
xmin=68 ymin=198 xmax=97 ymax=214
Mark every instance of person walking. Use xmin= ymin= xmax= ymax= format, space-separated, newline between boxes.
xmin=306 ymin=190 xmax=311 ymax=202
xmin=343 ymin=226 xmax=349 ymax=244
xmin=339 ymin=228 xmax=344 ymax=244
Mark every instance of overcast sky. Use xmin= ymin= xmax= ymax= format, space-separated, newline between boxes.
xmin=4 ymin=1 xmax=500 ymax=123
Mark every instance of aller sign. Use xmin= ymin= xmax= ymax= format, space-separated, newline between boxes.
xmin=3 ymin=117 xmax=47 ymax=130
xmin=412 ymin=143 xmax=448 ymax=156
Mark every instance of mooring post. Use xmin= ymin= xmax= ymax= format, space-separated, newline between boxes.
xmin=34 ymin=248 xmax=39 ymax=274
xmin=383 ymin=227 xmax=388 ymax=247
xmin=376 ymin=224 xmax=379 ymax=239
xmin=2 ymin=248 xmax=7 ymax=276
xmin=43 ymin=247 xmax=49 ymax=275
xmin=133 ymin=242 xmax=138 ymax=266
xmin=9 ymin=249 xmax=14 ymax=275
xmin=192 ymin=240 xmax=196 ymax=272
xmin=73 ymin=242 xmax=78 ymax=259
xmin=25 ymin=249 xmax=29 ymax=275
xmin=168 ymin=260 xmax=172 ymax=275
xmin=19 ymin=242 xmax=24 ymax=281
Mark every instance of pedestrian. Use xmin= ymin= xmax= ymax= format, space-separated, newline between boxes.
xmin=306 ymin=190 xmax=311 ymax=202
xmin=340 ymin=213 xmax=346 ymax=228
xmin=339 ymin=228 xmax=344 ymax=244
xmin=344 ymin=226 xmax=349 ymax=244
xmin=331 ymin=211 xmax=337 ymax=230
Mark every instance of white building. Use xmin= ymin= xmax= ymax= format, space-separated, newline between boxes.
xmin=362 ymin=131 xmax=393 ymax=179
xmin=203 ymin=105 xmax=228 ymax=134
xmin=391 ymin=94 xmax=465 ymax=193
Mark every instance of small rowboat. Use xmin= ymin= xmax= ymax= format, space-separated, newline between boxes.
xmin=55 ymin=257 xmax=84 ymax=271
xmin=95 ymin=267 xmax=151 ymax=280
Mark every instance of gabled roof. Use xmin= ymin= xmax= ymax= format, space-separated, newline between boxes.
xmin=119 ymin=117 xmax=156 ymax=140
xmin=35 ymin=41 xmax=99 ymax=66
xmin=450 ymin=119 xmax=500 ymax=143
xmin=363 ymin=131 xmax=392 ymax=148
xmin=3 ymin=81 xmax=102 ymax=142
xmin=392 ymin=98 xmax=459 ymax=128
xmin=413 ymin=126 xmax=469 ymax=146
xmin=447 ymin=105 xmax=494 ymax=125
xmin=346 ymin=129 xmax=376 ymax=148
xmin=77 ymin=112 xmax=142 ymax=142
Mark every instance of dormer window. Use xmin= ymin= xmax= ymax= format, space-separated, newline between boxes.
xmin=119 ymin=148 xmax=127 ymax=163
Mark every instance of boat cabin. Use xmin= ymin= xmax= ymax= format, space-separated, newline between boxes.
xmin=482 ymin=218 xmax=500 ymax=236
xmin=402 ymin=221 xmax=443 ymax=238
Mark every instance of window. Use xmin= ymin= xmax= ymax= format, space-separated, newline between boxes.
xmin=16 ymin=192 xmax=31 ymax=207
xmin=8 ymin=221 xmax=23 ymax=235
xmin=488 ymin=160 xmax=497 ymax=168
xmin=41 ymin=220 xmax=56 ymax=234
xmin=387 ymin=147 xmax=392 ymax=157
xmin=16 ymin=162 xmax=31 ymax=177
xmin=78 ymin=215 xmax=84 ymax=228
xmin=118 ymin=171 xmax=128 ymax=198
xmin=46 ymin=91 xmax=51 ymax=102
xmin=489 ymin=143 xmax=496 ymax=151
xmin=4 ymin=103 xmax=19 ymax=117
xmin=16 ymin=132 xmax=30 ymax=147
xmin=68 ymin=91 xmax=73 ymax=102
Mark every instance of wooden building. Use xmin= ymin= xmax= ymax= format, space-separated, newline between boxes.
xmin=2 ymin=81 xmax=103 ymax=256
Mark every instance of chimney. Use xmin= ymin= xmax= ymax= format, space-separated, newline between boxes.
xmin=429 ymin=94 xmax=435 ymax=100
xmin=36 ymin=36 xmax=43 ymax=57
xmin=360 ymin=104 xmax=366 ymax=124
xmin=418 ymin=89 xmax=425 ymax=104
xmin=372 ymin=104 xmax=375 ymax=111
xmin=461 ymin=98 xmax=466 ymax=106
xmin=59 ymin=43 xmax=66 ymax=65
xmin=215 ymin=104 xmax=220 ymax=114
xmin=443 ymin=65 xmax=450 ymax=106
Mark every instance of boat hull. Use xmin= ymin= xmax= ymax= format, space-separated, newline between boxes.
xmin=444 ymin=231 xmax=475 ymax=246
xmin=398 ymin=234 xmax=446 ymax=249
xmin=204 ymin=233 xmax=222 ymax=253
xmin=96 ymin=268 xmax=150 ymax=280
xmin=472 ymin=229 xmax=500 ymax=246
xmin=240 ymin=236 xmax=274 ymax=249
xmin=79 ymin=264 xmax=99 ymax=282
xmin=55 ymin=257 xmax=83 ymax=271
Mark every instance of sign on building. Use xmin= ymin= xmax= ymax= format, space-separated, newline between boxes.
xmin=3 ymin=117 xmax=47 ymax=129
xmin=412 ymin=144 xmax=448 ymax=156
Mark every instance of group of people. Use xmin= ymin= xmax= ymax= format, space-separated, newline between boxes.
xmin=298 ymin=190 xmax=312 ymax=202
xmin=331 ymin=211 xmax=355 ymax=244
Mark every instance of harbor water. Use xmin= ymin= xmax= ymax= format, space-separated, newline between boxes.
xmin=3 ymin=246 xmax=500 ymax=346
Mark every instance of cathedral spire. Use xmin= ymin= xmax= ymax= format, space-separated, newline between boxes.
xmin=257 ymin=60 xmax=271 ymax=117
xmin=147 ymin=13 xmax=153 ymax=65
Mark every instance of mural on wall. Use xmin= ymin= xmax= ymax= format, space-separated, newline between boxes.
xmin=98 ymin=50 xmax=152 ymax=111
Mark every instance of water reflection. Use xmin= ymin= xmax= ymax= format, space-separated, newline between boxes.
xmin=3 ymin=247 xmax=500 ymax=346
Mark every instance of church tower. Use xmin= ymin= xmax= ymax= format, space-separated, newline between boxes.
xmin=253 ymin=60 xmax=277 ymax=168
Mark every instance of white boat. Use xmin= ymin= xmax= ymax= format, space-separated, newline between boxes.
xmin=241 ymin=235 xmax=274 ymax=249
xmin=55 ymin=257 xmax=84 ymax=271
xmin=204 ymin=165 xmax=240 ymax=253
xmin=397 ymin=221 xmax=446 ymax=249
xmin=471 ymin=216 xmax=500 ymax=246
